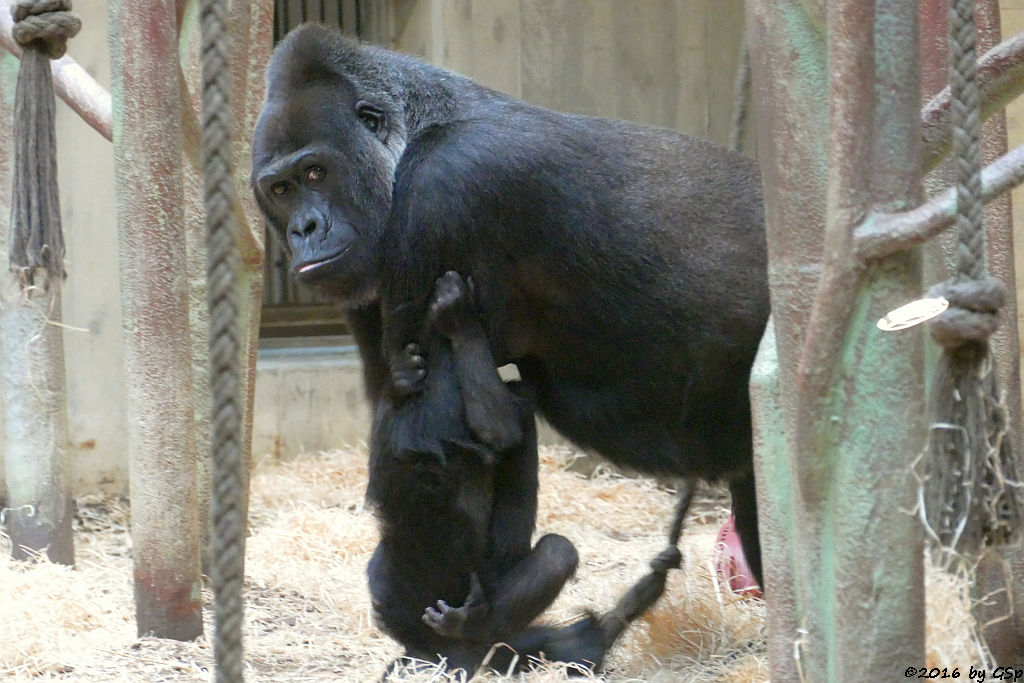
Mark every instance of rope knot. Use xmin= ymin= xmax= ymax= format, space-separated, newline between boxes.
xmin=648 ymin=545 xmax=682 ymax=574
xmin=927 ymin=276 xmax=1005 ymax=350
xmin=11 ymin=0 xmax=81 ymax=59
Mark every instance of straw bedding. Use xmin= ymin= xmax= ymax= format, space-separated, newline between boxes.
xmin=0 ymin=445 xmax=986 ymax=681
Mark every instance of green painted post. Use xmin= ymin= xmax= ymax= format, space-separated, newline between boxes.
xmin=748 ymin=1 xmax=926 ymax=678
xmin=749 ymin=320 xmax=800 ymax=681
xmin=745 ymin=2 xmax=828 ymax=678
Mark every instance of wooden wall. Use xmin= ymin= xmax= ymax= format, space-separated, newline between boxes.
xmin=387 ymin=0 xmax=748 ymax=148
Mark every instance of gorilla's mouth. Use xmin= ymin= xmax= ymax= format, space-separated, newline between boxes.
xmin=295 ymin=249 xmax=348 ymax=278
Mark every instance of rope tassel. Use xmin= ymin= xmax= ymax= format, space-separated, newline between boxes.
xmin=920 ymin=0 xmax=1024 ymax=561
xmin=8 ymin=0 xmax=80 ymax=284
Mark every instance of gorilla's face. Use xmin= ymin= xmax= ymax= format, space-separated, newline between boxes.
xmin=251 ymin=48 xmax=402 ymax=306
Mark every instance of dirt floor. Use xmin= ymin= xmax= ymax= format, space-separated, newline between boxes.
xmin=0 ymin=445 xmax=990 ymax=682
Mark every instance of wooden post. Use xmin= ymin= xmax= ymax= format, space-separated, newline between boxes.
xmin=0 ymin=50 xmax=11 ymax=512
xmin=108 ymin=0 xmax=202 ymax=640
xmin=176 ymin=0 xmax=271 ymax=574
xmin=747 ymin=1 xmax=926 ymax=677
xmin=1 ymin=4 xmax=77 ymax=567
xmin=973 ymin=0 xmax=1024 ymax=661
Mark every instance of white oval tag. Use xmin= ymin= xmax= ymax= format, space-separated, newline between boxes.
xmin=877 ymin=297 xmax=949 ymax=331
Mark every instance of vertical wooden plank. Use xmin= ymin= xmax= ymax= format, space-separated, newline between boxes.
xmin=704 ymin=0 xmax=745 ymax=145
xmin=613 ymin=0 xmax=680 ymax=127
xmin=520 ymin=0 xmax=587 ymax=113
xmin=578 ymin=0 xmax=615 ymax=116
xmin=392 ymin=0 xmax=441 ymax=59
xmin=274 ymin=0 xmax=284 ymax=41
xmin=469 ymin=0 xmax=521 ymax=95
xmin=396 ymin=0 xmax=747 ymax=136
xmin=669 ymin=0 xmax=704 ymax=134
xmin=972 ymin=1 xmax=1024 ymax=664
xmin=323 ymin=0 xmax=340 ymax=27
xmin=0 ymin=33 xmax=75 ymax=564
xmin=286 ymin=1 xmax=303 ymax=29
xmin=440 ymin=0 xmax=472 ymax=69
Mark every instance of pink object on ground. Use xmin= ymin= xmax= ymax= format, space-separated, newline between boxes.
xmin=715 ymin=515 xmax=763 ymax=598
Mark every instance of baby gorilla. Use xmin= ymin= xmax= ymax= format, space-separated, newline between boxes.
xmin=366 ymin=272 xmax=602 ymax=676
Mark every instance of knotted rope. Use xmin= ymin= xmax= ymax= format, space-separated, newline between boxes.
xmin=920 ymin=0 xmax=1023 ymax=561
xmin=200 ymin=0 xmax=244 ymax=680
xmin=9 ymin=0 xmax=79 ymax=284
xmin=599 ymin=480 xmax=692 ymax=648
xmin=11 ymin=0 xmax=78 ymax=58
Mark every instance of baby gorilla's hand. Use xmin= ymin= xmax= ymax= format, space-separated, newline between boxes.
xmin=421 ymin=573 xmax=489 ymax=639
xmin=390 ymin=343 xmax=426 ymax=397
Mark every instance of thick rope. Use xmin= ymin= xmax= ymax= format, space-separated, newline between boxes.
xmin=8 ymin=0 xmax=79 ymax=284
xmin=921 ymin=0 xmax=1023 ymax=560
xmin=949 ymin=0 xmax=985 ymax=284
xmin=200 ymin=0 xmax=244 ymax=680
xmin=598 ymin=479 xmax=692 ymax=648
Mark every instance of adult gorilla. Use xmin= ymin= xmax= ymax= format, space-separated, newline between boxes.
xmin=253 ymin=24 xmax=768 ymax=591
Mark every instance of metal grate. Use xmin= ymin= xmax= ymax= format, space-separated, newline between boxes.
xmin=262 ymin=1 xmax=382 ymax=337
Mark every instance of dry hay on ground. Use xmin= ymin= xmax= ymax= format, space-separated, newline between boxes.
xmin=1 ymin=445 xmax=988 ymax=681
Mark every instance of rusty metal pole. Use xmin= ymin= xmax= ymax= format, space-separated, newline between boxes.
xmin=108 ymin=0 xmax=202 ymax=639
xmin=748 ymin=1 xmax=926 ymax=678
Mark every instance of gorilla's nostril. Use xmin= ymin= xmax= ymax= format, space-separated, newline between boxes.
xmin=303 ymin=219 xmax=318 ymax=236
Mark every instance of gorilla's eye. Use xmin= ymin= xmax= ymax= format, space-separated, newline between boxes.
xmin=270 ymin=181 xmax=289 ymax=196
xmin=356 ymin=101 xmax=386 ymax=138
xmin=306 ymin=165 xmax=325 ymax=183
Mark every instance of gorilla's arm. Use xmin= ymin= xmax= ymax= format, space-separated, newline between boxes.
xmin=346 ymin=301 xmax=387 ymax=404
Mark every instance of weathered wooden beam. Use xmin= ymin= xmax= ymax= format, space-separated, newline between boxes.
xmin=1 ymin=2 xmax=75 ymax=567
xmin=108 ymin=0 xmax=202 ymax=640
xmin=854 ymin=143 xmax=1024 ymax=260
xmin=922 ymin=30 xmax=1024 ymax=172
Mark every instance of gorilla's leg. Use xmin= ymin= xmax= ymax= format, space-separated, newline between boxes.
xmin=729 ymin=470 xmax=762 ymax=587
xmin=423 ymin=532 xmax=578 ymax=640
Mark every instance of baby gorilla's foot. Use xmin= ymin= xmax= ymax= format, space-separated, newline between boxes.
xmin=391 ymin=342 xmax=426 ymax=397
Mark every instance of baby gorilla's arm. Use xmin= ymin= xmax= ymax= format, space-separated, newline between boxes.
xmin=429 ymin=271 xmax=523 ymax=452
